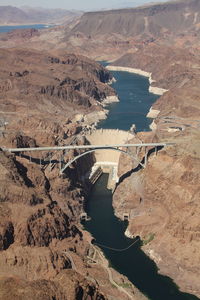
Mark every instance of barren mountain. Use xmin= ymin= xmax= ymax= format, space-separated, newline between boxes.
xmin=69 ymin=0 xmax=200 ymax=38
xmin=4 ymin=0 xmax=200 ymax=61
xmin=0 ymin=6 xmax=82 ymax=25
xmin=0 ymin=6 xmax=29 ymax=25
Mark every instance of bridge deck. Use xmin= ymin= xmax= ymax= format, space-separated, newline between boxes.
xmin=3 ymin=143 xmax=175 ymax=153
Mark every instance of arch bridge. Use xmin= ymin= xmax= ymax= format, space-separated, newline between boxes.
xmin=3 ymin=141 xmax=174 ymax=174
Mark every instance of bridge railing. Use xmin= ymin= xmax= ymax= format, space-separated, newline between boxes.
xmin=3 ymin=142 xmax=175 ymax=153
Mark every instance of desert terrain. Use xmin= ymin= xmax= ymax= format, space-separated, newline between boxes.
xmin=0 ymin=0 xmax=200 ymax=299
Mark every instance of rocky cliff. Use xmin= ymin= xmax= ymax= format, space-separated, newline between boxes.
xmin=0 ymin=48 xmax=116 ymax=147
xmin=113 ymin=127 xmax=200 ymax=297
xmin=0 ymin=48 xmax=146 ymax=300
xmin=70 ymin=0 xmax=200 ymax=37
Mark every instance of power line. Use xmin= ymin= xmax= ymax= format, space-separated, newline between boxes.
xmin=93 ymin=238 xmax=139 ymax=252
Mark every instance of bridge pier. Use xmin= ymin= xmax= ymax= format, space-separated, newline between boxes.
xmin=144 ymin=146 xmax=148 ymax=168
xmin=136 ymin=146 xmax=140 ymax=156
xmin=154 ymin=146 xmax=157 ymax=156
xmin=59 ymin=154 xmax=62 ymax=171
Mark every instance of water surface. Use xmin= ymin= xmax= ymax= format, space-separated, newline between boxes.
xmin=0 ymin=24 xmax=52 ymax=33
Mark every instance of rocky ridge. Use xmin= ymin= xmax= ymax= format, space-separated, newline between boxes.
xmin=0 ymin=48 xmax=117 ymax=148
xmin=70 ymin=0 xmax=200 ymax=37
xmin=0 ymin=6 xmax=82 ymax=25
xmin=0 ymin=48 xmax=145 ymax=300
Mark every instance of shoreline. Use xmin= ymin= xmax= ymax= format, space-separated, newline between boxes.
xmin=106 ymin=65 xmax=168 ymax=96
xmin=0 ymin=23 xmax=56 ymax=26
xmin=106 ymin=65 xmax=164 ymax=129
xmin=82 ymin=64 xmax=162 ymax=133
xmin=102 ymin=94 xmax=119 ymax=106
xmin=83 ymin=94 xmax=119 ymax=125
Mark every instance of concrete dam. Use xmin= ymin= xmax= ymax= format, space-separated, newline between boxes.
xmin=86 ymin=129 xmax=135 ymax=189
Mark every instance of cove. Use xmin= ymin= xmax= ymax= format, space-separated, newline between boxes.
xmin=84 ymin=67 xmax=200 ymax=300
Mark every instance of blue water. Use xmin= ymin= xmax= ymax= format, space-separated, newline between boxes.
xmin=0 ymin=24 xmax=52 ymax=33
xmin=98 ymin=70 xmax=158 ymax=131
xmin=84 ymin=66 xmax=200 ymax=300
xmin=97 ymin=60 xmax=158 ymax=132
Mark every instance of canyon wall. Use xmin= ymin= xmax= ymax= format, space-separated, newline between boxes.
xmin=0 ymin=48 xmax=146 ymax=300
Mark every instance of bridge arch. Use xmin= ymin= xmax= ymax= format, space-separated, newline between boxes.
xmin=60 ymin=147 xmax=145 ymax=174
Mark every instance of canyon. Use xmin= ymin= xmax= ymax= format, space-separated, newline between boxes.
xmin=0 ymin=48 xmax=146 ymax=300
xmin=0 ymin=0 xmax=200 ymax=299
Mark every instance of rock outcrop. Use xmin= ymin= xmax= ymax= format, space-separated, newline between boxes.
xmin=0 ymin=48 xmax=144 ymax=300
xmin=113 ymin=129 xmax=200 ymax=297
xmin=0 ymin=48 xmax=116 ymax=148
xmin=70 ymin=0 xmax=200 ymax=37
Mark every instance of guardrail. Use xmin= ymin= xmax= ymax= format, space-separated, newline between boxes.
xmin=2 ymin=142 xmax=175 ymax=153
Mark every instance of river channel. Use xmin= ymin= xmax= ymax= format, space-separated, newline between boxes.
xmin=84 ymin=67 xmax=199 ymax=300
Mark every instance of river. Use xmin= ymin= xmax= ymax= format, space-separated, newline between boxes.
xmin=84 ymin=67 xmax=199 ymax=300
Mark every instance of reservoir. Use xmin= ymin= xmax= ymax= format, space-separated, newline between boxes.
xmin=0 ymin=24 xmax=53 ymax=33
xmin=97 ymin=69 xmax=158 ymax=131
xmin=84 ymin=68 xmax=200 ymax=300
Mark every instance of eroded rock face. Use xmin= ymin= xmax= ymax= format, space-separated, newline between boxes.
xmin=17 ymin=202 xmax=82 ymax=247
xmin=0 ymin=47 xmax=144 ymax=300
xmin=69 ymin=0 xmax=200 ymax=37
xmin=0 ymin=277 xmax=68 ymax=300
xmin=0 ymin=48 xmax=116 ymax=150
xmin=12 ymin=135 xmax=37 ymax=148
xmin=0 ymin=221 xmax=14 ymax=251
xmin=0 ymin=48 xmax=114 ymax=108
xmin=0 ymin=148 xmax=111 ymax=299
xmin=0 ymin=275 xmax=106 ymax=300
xmin=114 ymin=130 xmax=200 ymax=297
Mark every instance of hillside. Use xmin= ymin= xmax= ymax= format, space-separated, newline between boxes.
xmin=0 ymin=47 xmax=115 ymax=147
xmin=0 ymin=48 xmax=143 ymax=300
xmin=6 ymin=0 xmax=199 ymax=61
xmin=70 ymin=0 xmax=200 ymax=37
xmin=0 ymin=6 xmax=82 ymax=25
